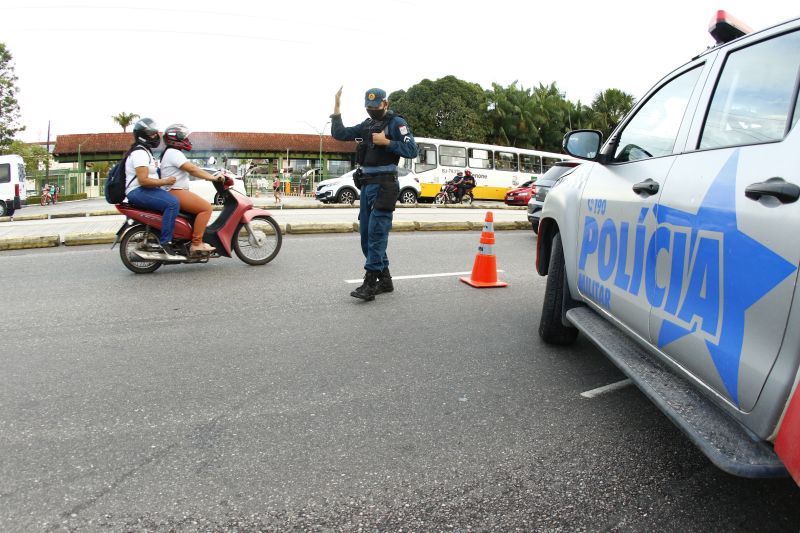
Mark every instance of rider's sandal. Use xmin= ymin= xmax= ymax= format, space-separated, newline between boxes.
xmin=190 ymin=243 xmax=216 ymax=255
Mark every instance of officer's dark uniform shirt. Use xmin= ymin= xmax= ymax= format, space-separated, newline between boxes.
xmin=330 ymin=112 xmax=418 ymax=176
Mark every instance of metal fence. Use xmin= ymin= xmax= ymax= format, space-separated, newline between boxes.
xmin=28 ymin=169 xmax=88 ymax=197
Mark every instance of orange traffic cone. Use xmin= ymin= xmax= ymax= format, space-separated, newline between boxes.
xmin=460 ymin=211 xmax=508 ymax=288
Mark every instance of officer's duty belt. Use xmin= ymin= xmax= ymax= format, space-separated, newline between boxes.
xmin=360 ymin=173 xmax=397 ymax=185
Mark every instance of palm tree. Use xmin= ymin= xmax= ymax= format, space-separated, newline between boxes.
xmin=111 ymin=112 xmax=140 ymax=132
xmin=591 ymin=89 xmax=635 ymax=139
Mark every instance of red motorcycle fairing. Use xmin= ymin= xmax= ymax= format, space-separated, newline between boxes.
xmin=211 ymin=191 xmax=258 ymax=256
xmin=115 ymin=204 xmax=195 ymax=241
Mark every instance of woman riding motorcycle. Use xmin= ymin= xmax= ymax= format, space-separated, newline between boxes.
xmin=159 ymin=124 xmax=224 ymax=255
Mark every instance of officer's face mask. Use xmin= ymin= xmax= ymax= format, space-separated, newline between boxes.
xmin=366 ymin=106 xmax=387 ymax=120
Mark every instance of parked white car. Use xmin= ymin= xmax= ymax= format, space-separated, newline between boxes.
xmin=315 ymin=168 xmax=421 ymax=205
xmin=190 ymin=168 xmax=247 ymax=205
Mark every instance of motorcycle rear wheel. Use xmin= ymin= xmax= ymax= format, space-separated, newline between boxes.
xmin=461 ymin=194 xmax=473 ymax=205
xmin=120 ymin=226 xmax=162 ymax=274
xmin=233 ymin=215 xmax=282 ymax=265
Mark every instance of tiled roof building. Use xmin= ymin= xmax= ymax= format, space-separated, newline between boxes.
xmin=53 ymin=132 xmax=356 ymax=163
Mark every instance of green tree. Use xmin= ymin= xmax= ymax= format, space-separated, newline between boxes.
xmin=485 ymin=82 xmax=529 ymax=147
xmin=485 ymin=81 xmax=569 ymax=152
xmin=111 ymin=112 xmax=140 ymax=132
xmin=389 ymin=76 xmax=489 ymax=142
xmin=0 ymin=43 xmax=24 ymax=151
xmin=530 ymin=83 xmax=569 ymax=152
xmin=567 ymin=100 xmax=595 ymax=131
xmin=591 ymin=89 xmax=635 ymax=139
xmin=5 ymin=140 xmax=49 ymax=174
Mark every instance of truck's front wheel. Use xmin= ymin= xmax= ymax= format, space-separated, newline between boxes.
xmin=539 ymin=232 xmax=579 ymax=345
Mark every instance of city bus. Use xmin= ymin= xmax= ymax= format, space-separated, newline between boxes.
xmin=410 ymin=137 xmax=574 ymax=201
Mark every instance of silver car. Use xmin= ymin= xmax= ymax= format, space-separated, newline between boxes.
xmin=526 ymin=161 xmax=580 ymax=233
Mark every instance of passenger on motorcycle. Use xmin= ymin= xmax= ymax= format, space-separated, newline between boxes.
xmin=124 ymin=118 xmax=185 ymax=260
xmin=451 ymin=170 xmax=475 ymax=202
xmin=160 ymin=123 xmax=224 ymax=255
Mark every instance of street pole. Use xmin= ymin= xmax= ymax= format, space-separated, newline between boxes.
xmin=76 ymin=133 xmax=100 ymax=196
xmin=303 ymin=120 xmax=329 ymax=192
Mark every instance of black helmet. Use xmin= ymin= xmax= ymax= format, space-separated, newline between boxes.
xmin=132 ymin=117 xmax=161 ymax=149
xmin=163 ymin=123 xmax=192 ymax=151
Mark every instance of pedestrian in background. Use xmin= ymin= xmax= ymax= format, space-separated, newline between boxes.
xmin=273 ymin=174 xmax=282 ymax=204
xmin=330 ymin=86 xmax=418 ymax=301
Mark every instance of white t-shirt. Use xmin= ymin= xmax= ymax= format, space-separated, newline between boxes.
xmin=124 ymin=146 xmax=158 ymax=195
xmin=160 ymin=148 xmax=191 ymax=190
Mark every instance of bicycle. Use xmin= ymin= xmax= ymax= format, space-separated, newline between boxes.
xmin=40 ymin=190 xmax=55 ymax=206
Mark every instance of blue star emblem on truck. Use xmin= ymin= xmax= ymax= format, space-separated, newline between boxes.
xmin=653 ymin=151 xmax=797 ymax=405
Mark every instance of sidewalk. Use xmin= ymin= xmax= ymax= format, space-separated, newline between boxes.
xmin=0 ymin=196 xmax=529 ymax=251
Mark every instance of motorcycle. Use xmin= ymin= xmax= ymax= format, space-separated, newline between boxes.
xmin=433 ymin=182 xmax=473 ymax=205
xmin=112 ymin=172 xmax=282 ymax=273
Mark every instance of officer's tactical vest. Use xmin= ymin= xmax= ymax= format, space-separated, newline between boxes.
xmin=358 ymin=112 xmax=402 ymax=169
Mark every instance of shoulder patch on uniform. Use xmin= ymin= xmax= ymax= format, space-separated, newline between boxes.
xmin=399 ymin=125 xmax=409 ymax=135
xmin=403 ymin=136 xmax=411 ymax=143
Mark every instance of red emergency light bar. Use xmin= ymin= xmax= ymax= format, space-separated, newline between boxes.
xmin=709 ymin=10 xmax=752 ymax=44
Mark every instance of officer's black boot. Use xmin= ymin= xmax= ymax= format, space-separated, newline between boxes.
xmin=351 ymin=270 xmax=379 ymax=301
xmin=375 ymin=267 xmax=394 ymax=294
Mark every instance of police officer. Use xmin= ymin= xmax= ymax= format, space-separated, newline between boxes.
xmin=330 ymin=86 xmax=418 ymax=301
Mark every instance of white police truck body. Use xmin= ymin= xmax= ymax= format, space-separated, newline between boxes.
xmin=536 ymin=13 xmax=800 ymax=481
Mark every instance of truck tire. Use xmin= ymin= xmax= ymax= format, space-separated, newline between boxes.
xmin=539 ymin=232 xmax=579 ymax=345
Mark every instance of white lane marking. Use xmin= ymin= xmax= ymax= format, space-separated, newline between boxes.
xmin=345 ymin=270 xmax=505 ymax=284
xmin=580 ymin=379 xmax=633 ymax=399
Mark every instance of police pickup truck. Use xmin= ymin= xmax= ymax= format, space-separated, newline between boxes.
xmin=536 ymin=12 xmax=800 ymax=483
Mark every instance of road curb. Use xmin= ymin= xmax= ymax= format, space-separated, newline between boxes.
xmin=63 ymin=232 xmax=117 ymax=246
xmin=286 ymin=222 xmax=353 ymax=234
xmin=391 ymin=221 xmax=417 ymax=232
xmin=0 ymin=235 xmax=60 ymax=250
xmin=415 ymin=221 xmax=472 ymax=231
xmin=50 ymin=212 xmax=88 ymax=219
xmin=6 ymin=214 xmax=48 ymax=221
xmin=89 ymin=210 xmax=120 ymax=217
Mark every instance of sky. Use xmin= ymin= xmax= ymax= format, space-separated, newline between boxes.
xmin=3 ymin=1 xmax=798 ymax=143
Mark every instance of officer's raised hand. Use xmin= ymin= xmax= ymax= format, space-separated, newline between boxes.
xmin=334 ymin=86 xmax=343 ymax=115
xmin=372 ymin=131 xmax=390 ymax=146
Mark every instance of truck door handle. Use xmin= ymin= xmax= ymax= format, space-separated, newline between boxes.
xmin=745 ymin=178 xmax=800 ymax=204
xmin=632 ymin=179 xmax=659 ymax=196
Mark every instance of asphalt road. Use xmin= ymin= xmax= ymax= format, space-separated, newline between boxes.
xmin=1 ymin=231 xmax=798 ymax=531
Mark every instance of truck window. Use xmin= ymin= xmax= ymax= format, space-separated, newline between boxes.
xmin=613 ymin=65 xmax=703 ymax=162
xmin=700 ymin=29 xmax=800 ymax=149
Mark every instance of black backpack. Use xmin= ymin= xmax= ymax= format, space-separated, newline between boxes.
xmin=104 ymin=145 xmax=146 ymax=204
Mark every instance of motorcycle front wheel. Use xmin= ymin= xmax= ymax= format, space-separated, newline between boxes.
xmin=120 ymin=226 xmax=162 ymax=274
xmin=433 ymin=192 xmax=447 ymax=204
xmin=233 ymin=215 xmax=282 ymax=265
